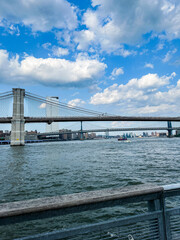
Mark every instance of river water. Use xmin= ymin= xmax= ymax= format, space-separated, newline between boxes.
xmin=0 ymin=138 xmax=180 ymax=239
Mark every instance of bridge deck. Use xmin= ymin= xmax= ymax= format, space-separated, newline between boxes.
xmin=1 ymin=116 xmax=180 ymax=124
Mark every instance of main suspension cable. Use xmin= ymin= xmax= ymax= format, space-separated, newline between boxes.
xmin=0 ymin=93 xmax=13 ymax=100
xmin=25 ymin=92 xmax=106 ymax=116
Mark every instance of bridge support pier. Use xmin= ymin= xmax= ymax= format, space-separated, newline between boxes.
xmin=80 ymin=121 xmax=83 ymax=140
xmin=11 ymin=88 xmax=25 ymax=146
xmin=105 ymin=130 xmax=109 ymax=139
xmin=167 ymin=121 xmax=172 ymax=138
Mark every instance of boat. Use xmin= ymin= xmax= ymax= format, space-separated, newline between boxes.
xmin=118 ymin=137 xmax=127 ymax=141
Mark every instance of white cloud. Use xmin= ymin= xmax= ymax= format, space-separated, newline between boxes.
xmin=90 ymin=72 xmax=180 ymax=116
xmin=144 ymin=63 xmax=154 ymax=69
xmin=154 ymin=79 xmax=180 ymax=104
xmin=90 ymin=72 xmax=176 ymax=105
xmin=112 ymin=67 xmax=124 ymax=76
xmin=0 ymin=0 xmax=78 ymax=32
xmin=110 ymin=67 xmax=124 ymax=80
xmin=75 ymin=0 xmax=180 ymax=53
xmin=137 ymin=104 xmax=176 ymax=114
xmin=156 ymin=43 xmax=164 ymax=51
xmin=74 ymin=30 xmax=95 ymax=50
xmin=42 ymin=44 xmax=69 ymax=57
xmin=39 ymin=103 xmax=46 ymax=109
xmin=71 ymin=92 xmax=79 ymax=97
xmin=68 ymin=98 xmax=85 ymax=107
xmin=42 ymin=43 xmax=52 ymax=49
xmin=163 ymin=48 xmax=177 ymax=62
xmin=111 ymin=121 xmax=132 ymax=128
xmin=88 ymin=84 xmax=102 ymax=93
xmin=52 ymin=47 xmax=69 ymax=57
xmin=0 ymin=49 xmax=107 ymax=87
xmin=55 ymin=30 xmax=73 ymax=47
xmin=8 ymin=24 xmax=20 ymax=36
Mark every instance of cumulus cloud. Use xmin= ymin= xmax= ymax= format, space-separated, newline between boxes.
xmin=110 ymin=67 xmax=124 ymax=80
xmin=137 ymin=104 xmax=176 ymax=114
xmin=42 ymin=43 xmax=69 ymax=57
xmin=90 ymin=72 xmax=176 ymax=106
xmin=68 ymin=98 xmax=85 ymax=107
xmin=75 ymin=0 xmax=180 ymax=53
xmin=74 ymin=30 xmax=95 ymax=50
xmin=0 ymin=49 xmax=107 ymax=87
xmin=144 ymin=63 xmax=154 ymax=69
xmin=113 ymin=69 xmax=123 ymax=76
xmin=52 ymin=47 xmax=69 ymax=57
xmin=0 ymin=0 xmax=77 ymax=32
xmin=88 ymin=84 xmax=102 ymax=93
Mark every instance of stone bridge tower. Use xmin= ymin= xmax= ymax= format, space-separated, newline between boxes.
xmin=11 ymin=88 xmax=25 ymax=146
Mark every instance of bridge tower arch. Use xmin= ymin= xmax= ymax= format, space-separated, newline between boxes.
xmin=11 ymin=88 xmax=25 ymax=146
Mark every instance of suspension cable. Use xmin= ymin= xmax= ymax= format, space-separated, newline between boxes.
xmin=25 ymin=92 xmax=106 ymax=116
xmin=0 ymin=93 xmax=13 ymax=100
xmin=26 ymin=91 xmax=104 ymax=115
xmin=0 ymin=91 xmax=12 ymax=96
xmin=26 ymin=94 xmax=101 ymax=116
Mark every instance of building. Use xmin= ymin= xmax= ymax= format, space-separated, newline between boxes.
xmin=175 ymin=130 xmax=180 ymax=136
xmin=72 ymin=133 xmax=78 ymax=140
xmin=46 ymin=97 xmax=59 ymax=132
xmin=84 ymin=132 xmax=96 ymax=139
xmin=59 ymin=129 xmax=72 ymax=140
xmin=159 ymin=133 xmax=167 ymax=137
xmin=0 ymin=130 xmax=11 ymax=140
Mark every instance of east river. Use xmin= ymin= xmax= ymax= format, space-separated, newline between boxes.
xmin=0 ymin=138 xmax=180 ymax=239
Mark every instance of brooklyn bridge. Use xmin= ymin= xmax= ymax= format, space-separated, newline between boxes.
xmin=0 ymin=88 xmax=180 ymax=145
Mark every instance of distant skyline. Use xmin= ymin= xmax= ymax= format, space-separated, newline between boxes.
xmin=0 ymin=0 xmax=180 ymax=131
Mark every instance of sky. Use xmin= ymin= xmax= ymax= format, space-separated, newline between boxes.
xmin=0 ymin=0 xmax=180 ymax=131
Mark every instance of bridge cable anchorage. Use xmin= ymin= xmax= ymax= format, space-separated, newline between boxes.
xmin=25 ymin=91 xmax=113 ymax=116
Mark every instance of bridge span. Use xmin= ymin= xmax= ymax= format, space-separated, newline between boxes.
xmin=37 ymin=127 xmax=180 ymax=136
xmin=1 ymin=116 xmax=180 ymax=124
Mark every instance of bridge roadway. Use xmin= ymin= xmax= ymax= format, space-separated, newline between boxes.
xmin=1 ymin=116 xmax=180 ymax=124
xmin=37 ymin=127 xmax=180 ymax=136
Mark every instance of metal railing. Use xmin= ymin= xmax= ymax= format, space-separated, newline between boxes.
xmin=0 ymin=184 xmax=179 ymax=240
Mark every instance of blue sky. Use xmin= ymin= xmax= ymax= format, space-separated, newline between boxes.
xmin=0 ymin=0 xmax=180 ymax=130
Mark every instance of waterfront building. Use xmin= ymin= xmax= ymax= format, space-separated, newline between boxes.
xmin=85 ymin=133 xmax=89 ymax=139
xmin=159 ymin=132 xmax=167 ymax=137
xmin=59 ymin=129 xmax=72 ymax=140
xmin=72 ymin=133 xmax=78 ymax=140
xmin=90 ymin=132 xmax=96 ymax=139
xmin=176 ymin=130 xmax=180 ymax=136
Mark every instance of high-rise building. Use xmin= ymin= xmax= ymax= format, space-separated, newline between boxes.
xmin=46 ymin=97 xmax=59 ymax=132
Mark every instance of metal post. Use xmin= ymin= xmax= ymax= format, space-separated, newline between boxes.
xmin=148 ymin=197 xmax=167 ymax=240
xmin=10 ymin=88 xmax=25 ymax=146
